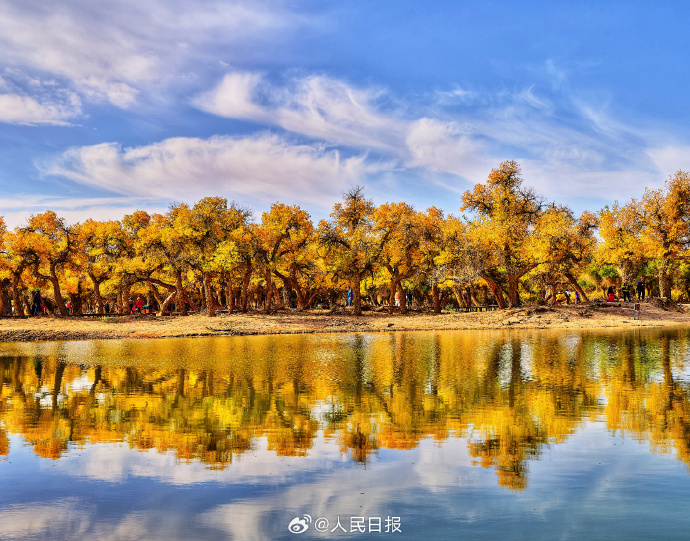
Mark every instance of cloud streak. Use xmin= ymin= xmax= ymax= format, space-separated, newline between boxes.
xmin=0 ymin=93 xmax=81 ymax=125
xmin=196 ymin=72 xmax=407 ymax=152
xmin=42 ymin=134 xmax=378 ymax=211
xmin=0 ymin=1 xmax=308 ymax=110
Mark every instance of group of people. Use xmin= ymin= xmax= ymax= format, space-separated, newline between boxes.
xmin=128 ymin=296 xmax=145 ymax=314
xmin=24 ymin=292 xmax=142 ymax=316
xmin=610 ymin=278 xmax=646 ymax=302
xmin=345 ymin=287 xmax=414 ymax=308
xmin=556 ymin=290 xmax=580 ymax=305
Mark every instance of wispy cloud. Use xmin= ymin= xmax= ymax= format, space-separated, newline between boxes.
xmin=41 ymin=134 xmax=379 ymax=212
xmin=196 ymin=72 xmax=406 ymax=152
xmin=0 ymin=195 xmax=168 ymax=228
xmin=0 ymin=1 xmax=308 ymax=109
xmin=404 ymin=118 xmax=491 ymax=181
xmin=646 ymin=144 xmax=690 ymax=180
xmin=0 ymin=92 xmax=81 ymax=125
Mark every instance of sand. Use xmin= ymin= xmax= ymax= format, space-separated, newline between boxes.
xmin=0 ymin=299 xmax=688 ymax=342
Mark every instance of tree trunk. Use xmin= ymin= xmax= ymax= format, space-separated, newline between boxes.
xmin=121 ymin=282 xmax=132 ymax=314
xmin=451 ymin=285 xmax=467 ymax=307
xmin=388 ymin=280 xmax=400 ymax=315
xmin=507 ymin=275 xmax=520 ymax=307
xmin=264 ymin=268 xmax=272 ymax=314
xmin=659 ymin=259 xmax=672 ymax=299
xmin=480 ymin=272 xmax=507 ymax=309
xmin=49 ymin=265 xmax=68 ymax=316
xmin=148 ymin=281 xmax=164 ymax=311
xmin=289 ymin=266 xmax=307 ymax=311
xmin=281 ymin=283 xmax=292 ymax=309
xmin=432 ymin=283 xmax=441 ymax=314
xmin=10 ymin=271 xmax=25 ymax=317
xmin=351 ymin=274 xmax=362 ymax=316
xmin=175 ymin=270 xmax=187 ymax=316
xmin=204 ymin=273 xmax=216 ymax=317
xmin=564 ymin=271 xmax=589 ymax=302
xmin=225 ymin=281 xmax=235 ymax=314
xmin=160 ymin=291 xmax=177 ymax=314
xmin=1 ymin=288 xmax=11 ymax=316
xmin=241 ymin=268 xmax=251 ymax=313
xmin=69 ymin=279 xmax=85 ymax=315
xmin=88 ymin=273 xmax=105 ymax=314
xmin=400 ymin=287 xmax=408 ymax=315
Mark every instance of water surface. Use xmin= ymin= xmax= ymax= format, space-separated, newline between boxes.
xmin=1 ymin=328 xmax=690 ymax=539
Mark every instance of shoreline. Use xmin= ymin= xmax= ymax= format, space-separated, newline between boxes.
xmin=0 ymin=301 xmax=688 ymax=342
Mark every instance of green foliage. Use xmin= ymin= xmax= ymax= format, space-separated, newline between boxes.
xmin=597 ymin=265 xmax=619 ymax=280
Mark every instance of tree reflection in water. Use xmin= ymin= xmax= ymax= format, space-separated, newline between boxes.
xmin=0 ymin=328 xmax=689 ymax=488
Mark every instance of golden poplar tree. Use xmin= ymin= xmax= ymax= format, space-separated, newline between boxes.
xmin=319 ymin=186 xmax=378 ymax=316
xmin=461 ymin=161 xmax=544 ymax=307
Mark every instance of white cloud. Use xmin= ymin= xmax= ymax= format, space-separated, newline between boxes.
xmin=0 ymin=195 xmax=168 ymax=229
xmin=0 ymin=1 xmax=307 ymax=108
xmin=647 ymin=145 xmax=690 ymax=179
xmin=41 ymin=134 xmax=378 ymax=210
xmin=0 ymin=500 xmax=91 ymax=540
xmin=196 ymin=72 xmax=407 ymax=152
xmin=194 ymin=71 xmax=676 ymax=204
xmin=520 ymin=161 xmax=660 ymax=204
xmin=0 ymin=92 xmax=81 ymax=125
xmin=195 ymin=72 xmax=267 ymax=121
xmin=405 ymin=118 xmax=491 ymax=181
xmin=435 ymin=87 xmax=475 ymax=104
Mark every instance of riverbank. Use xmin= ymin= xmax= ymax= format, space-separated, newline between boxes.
xmin=0 ymin=299 xmax=688 ymax=341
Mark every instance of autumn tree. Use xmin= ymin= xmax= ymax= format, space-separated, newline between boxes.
xmin=438 ymin=214 xmax=498 ymax=307
xmin=135 ymin=210 xmax=196 ymax=315
xmin=319 ymin=186 xmax=378 ymax=316
xmin=461 ymin=161 xmax=545 ymax=307
xmin=598 ymin=202 xmax=645 ymax=285
xmin=15 ymin=211 xmax=75 ymax=315
xmin=180 ymin=197 xmax=248 ymax=316
xmin=255 ymin=203 xmax=316 ymax=312
xmin=373 ymin=202 xmax=421 ymax=314
xmin=532 ymin=206 xmax=599 ymax=302
xmin=76 ymin=219 xmax=127 ymax=313
xmin=637 ymin=170 xmax=690 ymax=298
xmin=1 ymin=219 xmax=32 ymax=316
xmin=418 ymin=207 xmax=445 ymax=313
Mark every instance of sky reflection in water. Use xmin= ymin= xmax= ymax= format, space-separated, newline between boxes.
xmin=1 ymin=328 xmax=690 ymax=540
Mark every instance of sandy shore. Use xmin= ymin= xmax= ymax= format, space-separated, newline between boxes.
xmin=0 ymin=299 xmax=688 ymax=341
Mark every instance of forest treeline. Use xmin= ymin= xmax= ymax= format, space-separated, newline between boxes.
xmin=2 ymin=160 xmax=689 ymax=317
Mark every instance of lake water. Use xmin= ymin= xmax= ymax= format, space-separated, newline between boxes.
xmin=1 ymin=328 xmax=690 ymax=540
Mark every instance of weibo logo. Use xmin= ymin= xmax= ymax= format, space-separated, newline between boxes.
xmin=288 ymin=515 xmax=311 ymax=534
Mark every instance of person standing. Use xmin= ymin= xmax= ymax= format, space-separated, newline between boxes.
xmin=636 ymin=278 xmax=645 ymax=300
xmin=622 ymin=280 xmax=632 ymax=302
xmin=346 ymin=287 xmax=353 ymax=307
xmin=32 ymin=290 xmax=42 ymax=316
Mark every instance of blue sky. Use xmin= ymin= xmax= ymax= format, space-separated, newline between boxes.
xmin=1 ymin=0 xmax=689 ymax=226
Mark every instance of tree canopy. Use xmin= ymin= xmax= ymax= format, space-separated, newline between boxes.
xmin=2 ymin=163 xmax=690 ymax=317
